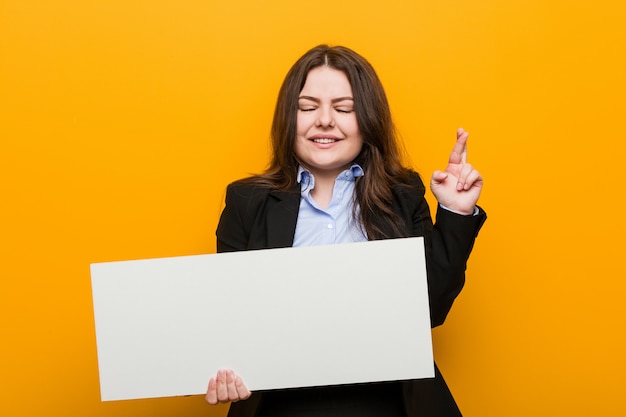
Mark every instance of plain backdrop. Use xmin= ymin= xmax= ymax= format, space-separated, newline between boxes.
xmin=1 ymin=1 xmax=625 ymax=416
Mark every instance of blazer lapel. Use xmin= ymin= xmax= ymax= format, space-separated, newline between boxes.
xmin=266 ymin=186 xmax=300 ymax=248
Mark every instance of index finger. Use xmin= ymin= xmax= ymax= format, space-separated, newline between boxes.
xmin=448 ymin=128 xmax=469 ymax=165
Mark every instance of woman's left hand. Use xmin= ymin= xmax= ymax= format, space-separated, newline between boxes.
xmin=430 ymin=128 xmax=483 ymax=215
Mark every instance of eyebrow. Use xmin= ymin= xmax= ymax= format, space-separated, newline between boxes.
xmin=298 ymin=95 xmax=354 ymax=103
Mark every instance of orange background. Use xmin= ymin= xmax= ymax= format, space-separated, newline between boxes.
xmin=1 ymin=1 xmax=625 ymax=416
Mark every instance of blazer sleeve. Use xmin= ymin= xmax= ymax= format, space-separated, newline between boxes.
xmin=397 ymin=172 xmax=486 ymax=327
xmin=426 ymin=205 xmax=486 ymax=327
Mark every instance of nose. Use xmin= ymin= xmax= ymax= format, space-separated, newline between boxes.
xmin=316 ymin=106 xmax=335 ymax=128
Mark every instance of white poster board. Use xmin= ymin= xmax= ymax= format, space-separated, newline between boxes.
xmin=90 ymin=237 xmax=433 ymax=401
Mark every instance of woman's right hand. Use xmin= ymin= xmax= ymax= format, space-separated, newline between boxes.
xmin=205 ymin=369 xmax=251 ymax=405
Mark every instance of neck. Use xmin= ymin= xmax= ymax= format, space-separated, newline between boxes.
xmin=310 ymin=182 xmax=333 ymax=209
xmin=308 ymin=169 xmax=341 ymax=210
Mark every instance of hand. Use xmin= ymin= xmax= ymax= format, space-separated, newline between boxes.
xmin=205 ymin=369 xmax=251 ymax=405
xmin=430 ymin=128 xmax=483 ymax=215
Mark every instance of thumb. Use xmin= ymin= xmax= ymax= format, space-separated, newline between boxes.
xmin=431 ymin=170 xmax=448 ymax=185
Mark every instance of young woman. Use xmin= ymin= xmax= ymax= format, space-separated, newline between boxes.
xmin=206 ymin=44 xmax=486 ymax=417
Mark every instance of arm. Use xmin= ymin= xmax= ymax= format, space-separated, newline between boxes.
xmin=429 ymin=128 xmax=485 ymax=326
xmin=425 ymin=205 xmax=486 ymax=327
xmin=405 ymin=129 xmax=486 ymax=327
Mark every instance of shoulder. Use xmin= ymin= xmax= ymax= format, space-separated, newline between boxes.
xmin=223 ymin=177 xmax=276 ymax=211
xmin=217 ymin=178 xmax=276 ymax=251
xmin=405 ymin=169 xmax=426 ymax=189
xmin=224 ymin=176 xmax=299 ymax=211
xmin=391 ymin=169 xmax=427 ymax=201
xmin=226 ymin=177 xmax=272 ymax=197
xmin=384 ymin=169 xmax=432 ymax=237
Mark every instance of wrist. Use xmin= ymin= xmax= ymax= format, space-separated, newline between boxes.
xmin=439 ymin=203 xmax=478 ymax=216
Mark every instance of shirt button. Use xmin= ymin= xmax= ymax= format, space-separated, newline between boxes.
xmin=345 ymin=172 xmax=350 ymax=177
xmin=328 ymin=224 xmax=333 ymax=229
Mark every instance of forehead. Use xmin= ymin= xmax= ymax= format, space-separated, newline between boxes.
xmin=300 ymin=66 xmax=353 ymax=97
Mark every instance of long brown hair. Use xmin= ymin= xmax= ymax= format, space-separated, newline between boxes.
xmin=246 ymin=44 xmax=416 ymax=239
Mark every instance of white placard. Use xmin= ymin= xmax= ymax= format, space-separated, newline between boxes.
xmin=91 ymin=237 xmax=433 ymax=401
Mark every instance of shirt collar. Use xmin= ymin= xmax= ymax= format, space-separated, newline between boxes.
xmin=297 ymin=164 xmax=364 ymax=188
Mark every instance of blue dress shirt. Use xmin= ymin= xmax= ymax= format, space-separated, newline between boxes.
xmin=292 ymin=165 xmax=368 ymax=247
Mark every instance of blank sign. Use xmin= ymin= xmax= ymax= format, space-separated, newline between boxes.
xmin=91 ymin=237 xmax=433 ymax=401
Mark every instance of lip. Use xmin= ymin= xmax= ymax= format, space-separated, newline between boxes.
xmin=309 ymin=134 xmax=342 ymax=141
xmin=308 ymin=135 xmax=343 ymax=147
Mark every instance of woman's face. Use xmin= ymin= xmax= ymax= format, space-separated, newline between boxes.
xmin=294 ymin=66 xmax=363 ymax=179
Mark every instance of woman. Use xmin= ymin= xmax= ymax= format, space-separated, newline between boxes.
xmin=206 ymin=44 xmax=486 ymax=417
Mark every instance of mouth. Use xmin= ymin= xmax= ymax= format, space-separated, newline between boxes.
xmin=311 ymin=138 xmax=339 ymax=144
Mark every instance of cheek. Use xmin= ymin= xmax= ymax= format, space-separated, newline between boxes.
xmin=293 ymin=134 xmax=306 ymax=157
xmin=296 ymin=113 xmax=313 ymax=136
xmin=352 ymin=139 xmax=364 ymax=157
xmin=341 ymin=114 xmax=360 ymax=136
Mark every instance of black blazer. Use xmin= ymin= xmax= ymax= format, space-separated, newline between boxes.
xmin=216 ymin=171 xmax=486 ymax=417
